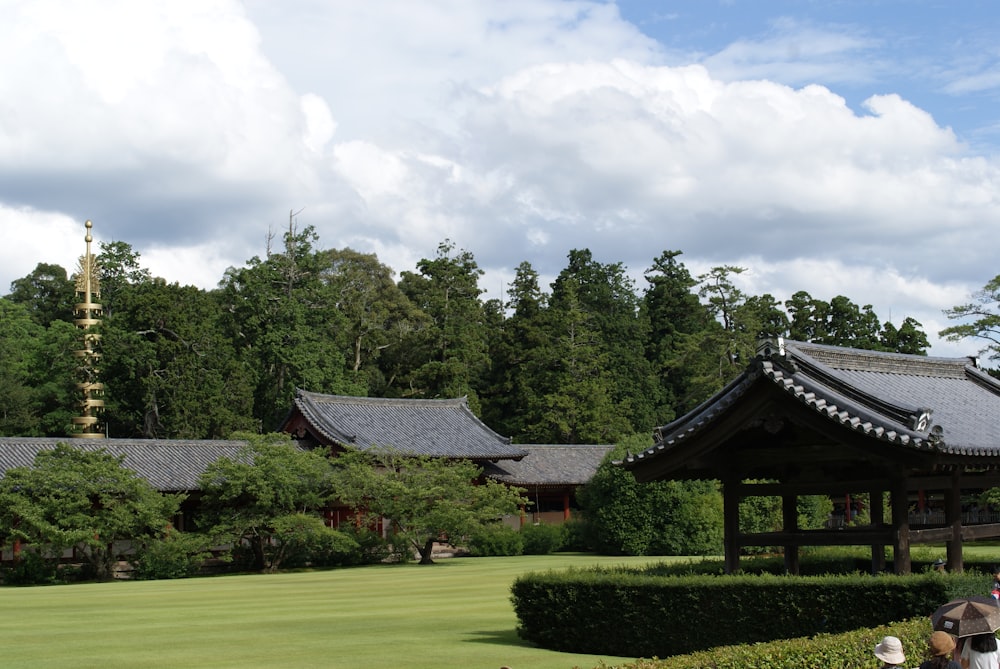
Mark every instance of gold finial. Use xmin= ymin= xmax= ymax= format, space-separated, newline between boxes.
xmin=71 ymin=219 xmax=105 ymax=438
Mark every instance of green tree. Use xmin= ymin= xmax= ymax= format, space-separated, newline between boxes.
xmin=219 ymin=221 xmax=357 ymax=429
xmin=480 ymin=261 xmax=551 ymax=439
xmin=98 ymin=240 xmax=153 ymax=317
xmin=331 ymin=449 xmax=526 ymax=564
xmin=0 ymin=299 xmax=45 ymax=435
xmin=549 ymin=249 xmax=661 ymax=434
xmin=319 ymin=248 xmax=428 ymax=395
xmin=101 ymin=279 xmax=255 ymax=438
xmin=0 ymin=443 xmax=180 ymax=581
xmin=641 ymin=251 xmax=714 ymax=420
xmin=198 ymin=433 xmax=337 ymax=573
xmin=391 ymin=240 xmax=488 ymax=403
xmin=940 ymin=274 xmax=1000 ymax=362
xmin=6 ymin=262 xmax=75 ymax=326
xmin=578 ymin=438 xmax=723 ymax=555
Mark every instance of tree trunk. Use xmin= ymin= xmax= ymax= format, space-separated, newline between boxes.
xmin=418 ymin=537 xmax=436 ymax=565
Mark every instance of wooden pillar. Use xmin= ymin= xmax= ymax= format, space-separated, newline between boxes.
xmin=519 ymin=504 xmax=527 ymax=528
xmin=946 ymin=470 xmax=964 ymax=573
xmin=891 ymin=477 xmax=911 ymax=574
xmin=782 ymin=494 xmax=799 ymax=575
xmin=723 ymin=478 xmax=741 ymax=574
xmin=563 ymin=492 xmax=571 ymax=522
xmin=870 ymin=487 xmax=886 ymax=574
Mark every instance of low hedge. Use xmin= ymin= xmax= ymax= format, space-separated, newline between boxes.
xmin=591 ymin=616 xmax=933 ymax=669
xmin=511 ymin=565 xmax=983 ymax=657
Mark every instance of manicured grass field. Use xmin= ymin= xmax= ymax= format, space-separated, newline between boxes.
xmin=1 ymin=554 xmax=670 ymax=669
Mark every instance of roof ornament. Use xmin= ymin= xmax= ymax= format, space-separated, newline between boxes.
xmin=756 ymin=336 xmax=785 ymax=360
xmin=70 ymin=220 xmax=106 ymax=438
xmin=910 ymin=408 xmax=933 ymax=432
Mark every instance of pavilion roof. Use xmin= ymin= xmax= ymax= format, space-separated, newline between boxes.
xmin=623 ymin=338 xmax=1000 ymax=479
xmin=0 ymin=437 xmax=248 ymax=491
xmin=283 ymin=390 xmax=528 ymax=462
xmin=482 ymin=444 xmax=613 ymax=487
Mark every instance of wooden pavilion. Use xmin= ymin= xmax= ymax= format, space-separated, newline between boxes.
xmin=621 ymin=338 xmax=1000 ymax=575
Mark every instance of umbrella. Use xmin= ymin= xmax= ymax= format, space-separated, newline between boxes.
xmin=931 ymin=596 xmax=1000 ymax=638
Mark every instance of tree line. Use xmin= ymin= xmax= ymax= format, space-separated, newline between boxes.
xmin=0 ymin=220 xmax=932 ymax=442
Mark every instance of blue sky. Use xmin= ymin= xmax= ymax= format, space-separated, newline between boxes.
xmin=2 ymin=0 xmax=999 ymax=356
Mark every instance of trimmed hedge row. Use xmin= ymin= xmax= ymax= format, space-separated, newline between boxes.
xmin=511 ymin=565 xmax=984 ymax=657
xmin=592 ymin=616 xmax=933 ymax=669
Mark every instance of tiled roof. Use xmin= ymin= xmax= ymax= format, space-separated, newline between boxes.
xmin=624 ymin=338 xmax=1000 ymax=469
xmin=288 ymin=390 xmax=529 ymax=461
xmin=0 ymin=437 xmax=248 ymax=491
xmin=482 ymin=444 xmax=614 ymax=486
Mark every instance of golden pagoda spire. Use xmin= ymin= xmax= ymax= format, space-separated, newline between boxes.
xmin=70 ymin=219 xmax=105 ymax=438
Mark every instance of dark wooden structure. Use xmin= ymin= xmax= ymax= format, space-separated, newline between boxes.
xmin=622 ymin=338 xmax=1000 ymax=574
xmin=483 ymin=444 xmax=613 ymax=525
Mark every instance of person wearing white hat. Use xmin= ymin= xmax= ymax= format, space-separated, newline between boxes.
xmin=875 ymin=635 xmax=907 ymax=668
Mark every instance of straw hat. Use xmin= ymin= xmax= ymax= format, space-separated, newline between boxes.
xmin=874 ymin=636 xmax=906 ymax=664
xmin=929 ymin=631 xmax=956 ymax=656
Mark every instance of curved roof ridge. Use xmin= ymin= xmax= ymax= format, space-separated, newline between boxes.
xmin=780 ymin=342 xmax=929 ymax=428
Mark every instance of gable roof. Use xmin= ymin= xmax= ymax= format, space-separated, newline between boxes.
xmin=482 ymin=444 xmax=614 ymax=487
xmin=284 ymin=390 xmax=528 ymax=461
xmin=623 ymin=338 xmax=1000 ymax=479
xmin=0 ymin=437 xmax=248 ymax=491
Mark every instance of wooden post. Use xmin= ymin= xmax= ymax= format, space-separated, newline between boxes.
xmin=782 ymin=494 xmax=799 ymax=575
xmin=563 ymin=492 xmax=571 ymax=521
xmin=723 ymin=478 xmax=741 ymax=574
xmin=891 ymin=477 xmax=911 ymax=574
xmin=870 ymin=487 xmax=886 ymax=574
xmin=946 ymin=470 xmax=964 ymax=573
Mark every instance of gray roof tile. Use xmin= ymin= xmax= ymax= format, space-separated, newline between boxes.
xmin=626 ymin=339 xmax=1000 ymax=468
xmin=288 ymin=390 xmax=529 ymax=461
xmin=0 ymin=437 xmax=247 ymax=491
xmin=482 ymin=444 xmax=613 ymax=486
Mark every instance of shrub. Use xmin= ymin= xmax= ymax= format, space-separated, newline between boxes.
xmin=520 ymin=523 xmax=563 ymax=555
xmin=512 ymin=566 xmax=982 ymax=658
xmin=560 ymin=518 xmax=592 ymax=552
xmin=1 ymin=549 xmax=61 ymax=585
xmin=468 ymin=523 xmax=523 ymax=556
xmin=592 ymin=616 xmax=933 ymax=669
xmin=132 ymin=531 xmax=214 ymax=580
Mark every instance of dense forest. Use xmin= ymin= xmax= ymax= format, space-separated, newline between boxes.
xmin=0 ymin=222 xmax=931 ymax=443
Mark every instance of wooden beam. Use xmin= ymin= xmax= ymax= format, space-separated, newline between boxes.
xmin=783 ymin=494 xmax=799 ymax=575
xmin=723 ymin=478 xmax=740 ymax=574
xmin=738 ymin=529 xmax=893 ymax=547
xmin=946 ymin=471 xmax=963 ymax=573
xmin=892 ymin=477 xmax=911 ymax=575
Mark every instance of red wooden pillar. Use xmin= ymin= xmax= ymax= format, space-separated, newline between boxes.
xmin=562 ymin=493 xmax=570 ymax=521
xmin=519 ymin=504 xmax=527 ymax=528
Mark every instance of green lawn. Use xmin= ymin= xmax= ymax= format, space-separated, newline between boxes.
xmin=1 ymin=554 xmax=671 ymax=669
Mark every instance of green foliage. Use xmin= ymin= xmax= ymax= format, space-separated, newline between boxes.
xmin=0 ymin=443 xmax=181 ymax=581
xmin=595 ymin=616 xmax=933 ymax=669
xmin=520 ymin=522 xmax=564 ymax=555
xmin=468 ymin=523 xmax=524 ymax=556
xmin=331 ymin=449 xmax=527 ymax=564
xmin=512 ymin=567 xmax=978 ymax=658
xmin=1 ymin=549 xmax=62 ymax=585
xmin=940 ymin=273 xmax=1000 ymax=361
xmin=6 ymin=262 xmax=75 ymax=327
xmin=197 ymin=433 xmax=336 ymax=572
xmin=579 ymin=439 xmax=723 ymax=555
xmin=131 ymin=531 xmax=215 ymax=580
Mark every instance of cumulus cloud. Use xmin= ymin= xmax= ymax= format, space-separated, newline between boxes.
xmin=1 ymin=0 xmax=999 ymax=356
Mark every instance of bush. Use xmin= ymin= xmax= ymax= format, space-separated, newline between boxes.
xmin=560 ymin=518 xmax=593 ymax=552
xmin=520 ymin=523 xmax=563 ymax=555
xmin=468 ymin=523 xmax=523 ymax=556
xmin=1 ymin=549 xmax=61 ymax=585
xmin=512 ymin=566 xmax=982 ymax=658
xmin=131 ymin=531 xmax=215 ymax=580
xmin=593 ymin=616 xmax=933 ymax=669
xmin=335 ymin=525 xmax=398 ymax=565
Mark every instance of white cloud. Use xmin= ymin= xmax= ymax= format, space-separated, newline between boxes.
xmin=1 ymin=0 xmax=999 ymax=360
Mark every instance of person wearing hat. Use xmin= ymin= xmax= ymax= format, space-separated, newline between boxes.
xmin=959 ymin=632 xmax=1000 ymax=669
xmin=875 ymin=635 xmax=906 ymax=668
xmin=918 ymin=631 xmax=961 ymax=669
